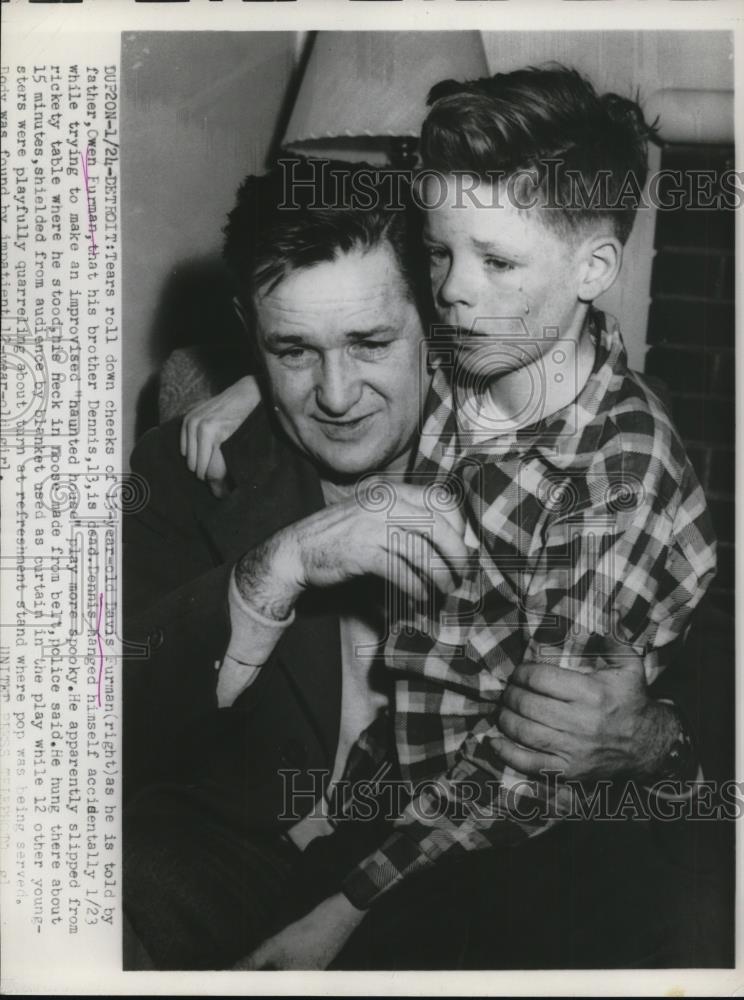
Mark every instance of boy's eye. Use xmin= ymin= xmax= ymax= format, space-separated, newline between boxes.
xmin=425 ymin=245 xmax=448 ymax=264
xmin=484 ymin=256 xmax=514 ymax=272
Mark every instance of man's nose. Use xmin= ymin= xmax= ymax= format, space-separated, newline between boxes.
xmin=437 ymin=258 xmax=476 ymax=310
xmin=315 ymin=352 xmax=363 ymax=416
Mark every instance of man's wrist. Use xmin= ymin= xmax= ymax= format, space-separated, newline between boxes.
xmin=235 ymin=532 xmax=302 ymax=621
xmin=649 ymin=700 xmax=698 ymax=783
xmin=328 ymin=891 xmax=367 ymax=925
xmin=637 ymin=700 xmax=697 ymax=783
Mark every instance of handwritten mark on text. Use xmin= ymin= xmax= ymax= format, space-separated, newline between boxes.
xmin=95 ymin=592 xmax=105 ymax=708
xmin=80 ymin=146 xmax=98 ymax=255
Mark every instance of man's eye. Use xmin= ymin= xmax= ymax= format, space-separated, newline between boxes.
xmin=278 ymin=347 xmax=312 ymax=366
xmin=484 ymin=256 xmax=514 ymax=272
xmin=354 ymin=340 xmax=391 ymax=359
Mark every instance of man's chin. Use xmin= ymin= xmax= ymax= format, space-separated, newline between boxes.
xmin=314 ymin=439 xmax=395 ymax=481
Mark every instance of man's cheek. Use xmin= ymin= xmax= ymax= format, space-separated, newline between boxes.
xmin=272 ymin=374 xmax=309 ymax=414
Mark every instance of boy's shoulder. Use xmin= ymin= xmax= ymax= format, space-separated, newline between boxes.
xmin=576 ymin=320 xmax=694 ymax=510
xmin=600 ymin=365 xmax=680 ymax=450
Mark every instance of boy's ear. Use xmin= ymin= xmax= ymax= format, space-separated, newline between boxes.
xmin=576 ymin=235 xmax=623 ymax=303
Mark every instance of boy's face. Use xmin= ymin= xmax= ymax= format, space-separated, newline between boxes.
xmin=423 ymin=174 xmax=588 ymax=377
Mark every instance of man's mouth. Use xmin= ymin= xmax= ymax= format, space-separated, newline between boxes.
xmin=313 ymin=412 xmax=376 ymax=439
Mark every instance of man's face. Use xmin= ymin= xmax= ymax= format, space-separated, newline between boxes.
xmin=423 ymin=175 xmax=586 ymax=376
xmin=253 ymin=243 xmax=426 ymax=479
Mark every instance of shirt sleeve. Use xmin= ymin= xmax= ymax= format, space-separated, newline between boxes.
xmin=341 ymin=462 xmax=717 ymax=909
xmin=217 ymin=568 xmax=295 ymax=706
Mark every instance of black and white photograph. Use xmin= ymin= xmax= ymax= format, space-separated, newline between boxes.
xmin=120 ymin=26 xmax=735 ymax=974
xmin=0 ymin=1 xmax=739 ymax=994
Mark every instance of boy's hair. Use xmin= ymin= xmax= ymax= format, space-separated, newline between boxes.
xmin=223 ymin=156 xmax=426 ymax=311
xmin=420 ymin=64 xmax=658 ymax=244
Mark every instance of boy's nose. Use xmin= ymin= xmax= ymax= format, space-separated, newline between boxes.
xmin=437 ymin=260 xmax=476 ymax=310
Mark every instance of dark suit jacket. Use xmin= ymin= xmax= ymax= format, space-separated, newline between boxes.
xmin=123 ymin=403 xmax=345 ymax=829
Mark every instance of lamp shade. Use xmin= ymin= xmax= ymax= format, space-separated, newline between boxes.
xmin=645 ymin=89 xmax=734 ymax=144
xmin=282 ymin=31 xmax=489 ymax=149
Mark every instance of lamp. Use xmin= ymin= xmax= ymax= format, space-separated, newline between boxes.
xmin=281 ymin=31 xmax=489 ymax=168
xmin=645 ymin=89 xmax=734 ymax=145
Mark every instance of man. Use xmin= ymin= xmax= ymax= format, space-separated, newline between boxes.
xmin=123 ymin=162 xmax=470 ymax=968
xmin=123 ymin=158 xmax=732 ymax=971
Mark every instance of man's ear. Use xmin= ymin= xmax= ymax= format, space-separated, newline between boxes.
xmin=576 ymin=234 xmax=623 ymax=303
xmin=232 ymin=295 xmax=249 ymax=331
xmin=232 ymin=293 xmax=266 ymax=378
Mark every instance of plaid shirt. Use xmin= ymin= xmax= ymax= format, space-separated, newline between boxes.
xmin=340 ymin=310 xmax=717 ymax=909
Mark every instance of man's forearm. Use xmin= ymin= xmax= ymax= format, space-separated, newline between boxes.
xmin=234 ymin=532 xmax=302 ymax=621
xmin=218 ymin=550 xmax=299 ymax=707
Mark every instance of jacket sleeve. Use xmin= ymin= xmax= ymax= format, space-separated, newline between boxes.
xmin=122 ymin=421 xmax=233 ymax=783
xmin=647 ymin=597 xmax=734 ymax=785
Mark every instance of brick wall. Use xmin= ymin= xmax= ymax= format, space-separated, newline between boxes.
xmin=644 ymin=144 xmax=735 ymax=615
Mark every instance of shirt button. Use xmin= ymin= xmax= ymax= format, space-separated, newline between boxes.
xmin=147 ymin=627 xmax=164 ymax=651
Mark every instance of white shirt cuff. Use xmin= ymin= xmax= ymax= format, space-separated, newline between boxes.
xmin=225 ymin=566 xmax=295 ymax=666
xmin=217 ymin=568 xmax=296 ymax=708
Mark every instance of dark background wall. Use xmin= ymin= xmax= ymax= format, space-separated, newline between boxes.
xmin=121 ymin=31 xmax=298 ymax=460
xmin=645 ymin=143 xmax=735 ymax=614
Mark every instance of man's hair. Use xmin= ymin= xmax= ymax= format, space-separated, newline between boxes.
xmin=420 ymin=64 xmax=658 ymax=244
xmin=223 ymin=156 xmax=426 ymax=312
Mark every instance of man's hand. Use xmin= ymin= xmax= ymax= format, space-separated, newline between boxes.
xmin=180 ymin=375 xmax=261 ymax=497
xmin=234 ymin=893 xmax=365 ymax=971
xmin=235 ymin=482 xmax=468 ymax=620
xmin=497 ymin=637 xmax=680 ymax=784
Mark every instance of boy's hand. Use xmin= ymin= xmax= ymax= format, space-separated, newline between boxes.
xmin=234 ymin=893 xmax=365 ymax=970
xmin=497 ymin=637 xmax=679 ymax=783
xmin=180 ymin=375 xmax=261 ymax=497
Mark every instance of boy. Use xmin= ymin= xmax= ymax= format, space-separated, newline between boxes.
xmin=339 ymin=66 xmax=716 ymax=909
